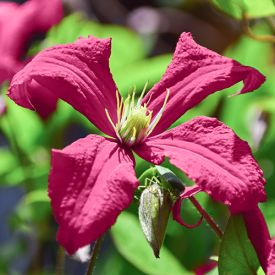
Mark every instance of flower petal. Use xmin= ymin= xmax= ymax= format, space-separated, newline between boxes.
xmin=142 ymin=32 xmax=265 ymax=136
xmin=243 ymin=206 xmax=271 ymax=272
xmin=267 ymin=239 xmax=275 ymax=275
xmin=8 ymin=36 xmax=118 ymax=136
xmin=29 ymin=0 xmax=63 ymax=32
xmin=0 ymin=0 xmax=62 ymax=58
xmin=134 ymin=116 xmax=266 ymax=213
xmin=172 ymin=186 xmax=202 ymax=228
xmin=0 ymin=0 xmax=62 ymax=82
xmin=49 ymin=135 xmax=138 ymax=254
xmin=26 ymin=80 xmax=58 ymax=120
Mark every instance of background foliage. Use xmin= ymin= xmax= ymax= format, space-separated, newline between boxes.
xmin=0 ymin=0 xmax=274 ymax=274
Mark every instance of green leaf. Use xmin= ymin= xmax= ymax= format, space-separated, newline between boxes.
xmin=218 ymin=215 xmax=260 ymax=274
xmin=212 ymin=0 xmax=275 ymax=19
xmin=111 ymin=211 xmax=191 ymax=275
xmin=23 ymin=189 xmax=49 ymax=205
xmin=257 ymin=266 xmax=265 ymax=274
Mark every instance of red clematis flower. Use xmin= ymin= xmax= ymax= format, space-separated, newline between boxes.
xmin=0 ymin=0 xmax=62 ymax=83
xmin=8 ymin=33 xmax=266 ymax=255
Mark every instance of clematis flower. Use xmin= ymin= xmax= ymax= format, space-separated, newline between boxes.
xmin=0 ymin=0 xmax=62 ymax=84
xmin=8 ymin=32 xmax=266 ymax=256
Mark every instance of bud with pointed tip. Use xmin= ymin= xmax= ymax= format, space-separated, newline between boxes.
xmin=138 ymin=183 xmax=173 ymax=258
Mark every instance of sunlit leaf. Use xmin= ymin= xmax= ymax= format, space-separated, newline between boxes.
xmin=23 ymin=189 xmax=49 ymax=204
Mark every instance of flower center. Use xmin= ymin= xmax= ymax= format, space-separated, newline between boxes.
xmin=105 ymin=83 xmax=169 ymax=146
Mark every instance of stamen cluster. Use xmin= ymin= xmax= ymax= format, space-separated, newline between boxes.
xmin=105 ymin=84 xmax=169 ymax=146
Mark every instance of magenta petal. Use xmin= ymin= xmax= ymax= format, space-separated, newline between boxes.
xmin=172 ymin=186 xmax=203 ymax=228
xmin=134 ymin=116 xmax=266 ymax=213
xmin=195 ymin=261 xmax=217 ymax=275
xmin=267 ymin=239 xmax=275 ymax=275
xmin=29 ymin=0 xmax=63 ymax=32
xmin=0 ymin=0 xmax=62 ymax=82
xmin=142 ymin=32 xmax=265 ymax=136
xmin=8 ymin=36 xmax=119 ymax=136
xmin=49 ymin=135 xmax=138 ymax=254
xmin=242 ymin=207 xmax=271 ymax=272
xmin=27 ymin=80 xmax=58 ymax=120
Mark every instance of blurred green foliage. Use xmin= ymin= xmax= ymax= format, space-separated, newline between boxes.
xmin=1 ymin=0 xmax=275 ymax=274
xmin=212 ymin=0 xmax=275 ymax=19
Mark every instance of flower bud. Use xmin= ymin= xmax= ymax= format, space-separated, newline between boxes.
xmin=138 ymin=183 xmax=173 ymax=258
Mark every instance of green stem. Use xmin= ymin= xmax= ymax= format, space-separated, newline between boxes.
xmin=85 ymin=235 xmax=105 ymax=275
xmin=56 ymin=246 xmax=65 ymax=275
xmin=189 ymin=196 xmax=223 ymax=239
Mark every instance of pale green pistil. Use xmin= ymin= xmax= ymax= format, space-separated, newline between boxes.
xmin=105 ymin=84 xmax=169 ymax=146
xmin=119 ymin=105 xmax=151 ymax=145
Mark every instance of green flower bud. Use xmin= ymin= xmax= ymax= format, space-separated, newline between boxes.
xmin=138 ymin=183 xmax=173 ymax=258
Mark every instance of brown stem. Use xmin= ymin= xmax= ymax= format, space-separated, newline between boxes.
xmin=85 ymin=235 xmax=105 ymax=275
xmin=189 ymin=196 xmax=223 ymax=238
xmin=242 ymin=12 xmax=275 ymax=43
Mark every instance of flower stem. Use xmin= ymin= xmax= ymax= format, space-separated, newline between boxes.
xmin=189 ymin=196 xmax=223 ymax=238
xmin=85 ymin=235 xmax=105 ymax=275
xmin=56 ymin=246 xmax=65 ymax=275
xmin=242 ymin=12 xmax=275 ymax=43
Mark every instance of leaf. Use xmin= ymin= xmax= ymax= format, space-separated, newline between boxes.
xmin=212 ymin=0 xmax=275 ymax=19
xmin=111 ymin=211 xmax=192 ymax=275
xmin=23 ymin=189 xmax=49 ymax=204
xmin=218 ymin=215 xmax=260 ymax=275
xmin=257 ymin=266 xmax=265 ymax=274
